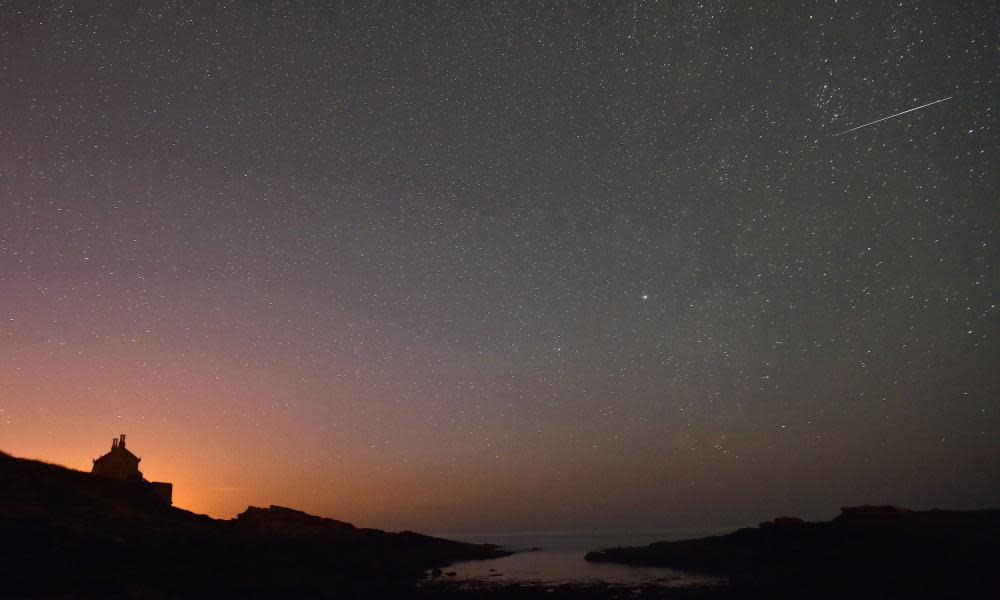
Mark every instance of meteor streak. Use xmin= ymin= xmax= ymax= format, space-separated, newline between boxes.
xmin=834 ymin=96 xmax=953 ymax=136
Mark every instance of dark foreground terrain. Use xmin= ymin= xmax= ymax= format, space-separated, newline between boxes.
xmin=0 ymin=451 xmax=508 ymax=597
xmin=6 ymin=449 xmax=995 ymax=599
xmin=415 ymin=581 xmax=727 ymax=599
xmin=587 ymin=506 xmax=1000 ymax=599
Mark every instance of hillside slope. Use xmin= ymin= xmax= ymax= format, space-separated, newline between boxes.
xmin=0 ymin=451 xmax=506 ymax=597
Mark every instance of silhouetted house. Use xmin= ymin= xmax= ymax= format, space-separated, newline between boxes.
xmin=92 ymin=434 xmax=143 ymax=481
xmin=92 ymin=434 xmax=172 ymax=505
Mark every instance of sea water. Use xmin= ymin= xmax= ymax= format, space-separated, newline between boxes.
xmin=432 ymin=530 xmax=728 ymax=588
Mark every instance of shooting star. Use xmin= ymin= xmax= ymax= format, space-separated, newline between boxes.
xmin=834 ymin=95 xmax=953 ymax=136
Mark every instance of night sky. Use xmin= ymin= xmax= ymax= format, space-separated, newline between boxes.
xmin=2 ymin=1 xmax=998 ymax=534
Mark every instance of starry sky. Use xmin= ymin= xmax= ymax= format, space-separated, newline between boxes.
xmin=1 ymin=1 xmax=998 ymax=534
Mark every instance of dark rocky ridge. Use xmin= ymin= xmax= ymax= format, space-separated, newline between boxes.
xmin=586 ymin=506 xmax=1000 ymax=598
xmin=0 ymin=450 xmax=507 ymax=597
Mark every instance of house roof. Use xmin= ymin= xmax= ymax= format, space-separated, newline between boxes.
xmin=94 ymin=437 xmax=141 ymax=464
xmin=95 ymin=445 xmax=140 ymax=462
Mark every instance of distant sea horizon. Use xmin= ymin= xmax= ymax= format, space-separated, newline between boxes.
xmin=434 ymin=527 xmax=738 ymax=551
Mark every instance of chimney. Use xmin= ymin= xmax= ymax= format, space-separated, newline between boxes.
xmin=112 ymin=437 xmax=118 ymax=449
xmin=119 ymin=434 xmax=126 ymax=448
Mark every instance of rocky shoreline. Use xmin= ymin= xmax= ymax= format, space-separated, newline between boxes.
xmin=4 ymin=449 xmax=997 ymax=598
xmin=417 ymin=580 xmax=729 ymax=599
xmin=586 ymin=506 xmax=1000 ymax=598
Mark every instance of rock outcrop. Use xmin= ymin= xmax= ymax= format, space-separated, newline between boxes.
xmin=586 ymin=506 xmax=1000 ymax=598
xmin=234 ymin=504 xmax=357 ymax=537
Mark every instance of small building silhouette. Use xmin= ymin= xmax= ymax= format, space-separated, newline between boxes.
xmin=92 ymin=434 xmax=172 ymax=505
xmin=92 ymin=434 xmax=143 ymax=481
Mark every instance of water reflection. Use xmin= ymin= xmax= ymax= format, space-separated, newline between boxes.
xmin=435 ymin=531 xmax=728 ymax=588
xmin=445 ymin=549 xmax=723 ymax=587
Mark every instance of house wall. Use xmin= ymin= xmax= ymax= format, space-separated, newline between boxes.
xmin=149 ymin=481 xmax=173 ymax=505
